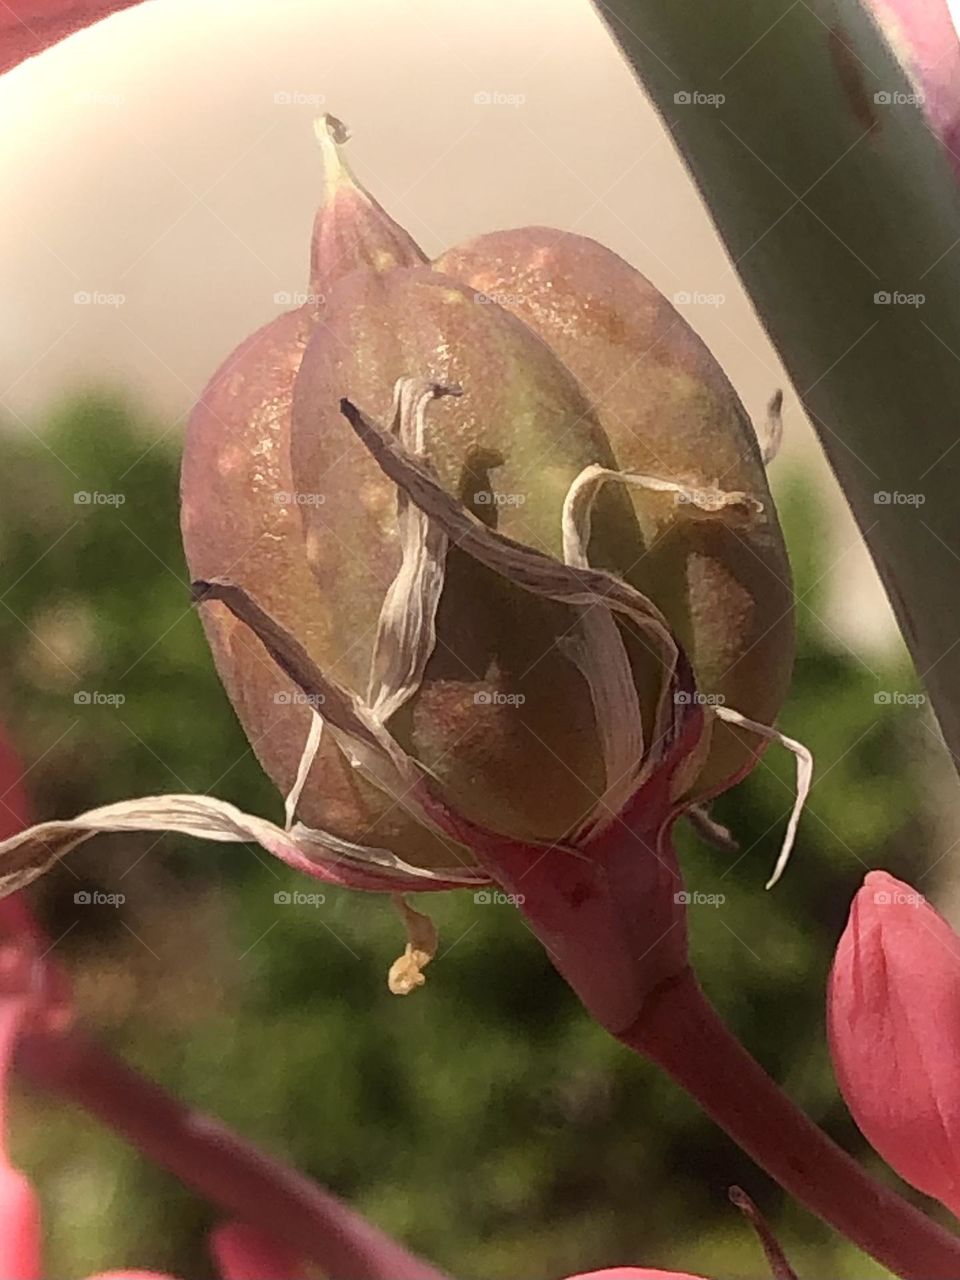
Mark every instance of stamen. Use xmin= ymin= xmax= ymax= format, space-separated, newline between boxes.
xmin=713 ymin=705 xmax=813 ymax=888
xmin=760 ymin=390 xmax=784 ymax=466
xmin=387 ymin=895 xmax=438 ymax=995
xmin=687 ymin=803 xmax=740 ymax=854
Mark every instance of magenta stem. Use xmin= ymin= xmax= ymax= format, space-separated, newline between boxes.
xmin=17 ymin=1027 xmax=449 ymax=1280
xmin=621 ymin=970 xmax=960 ymax=1280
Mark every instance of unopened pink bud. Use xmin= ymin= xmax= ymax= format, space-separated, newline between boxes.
xmin=866 ymin=0 xmax=960 ymax=177
xmin=829 ymin=869 xmax=960 ymax=1213
xmin=0 ymin=1165 xmax=42 ymax=1280
xmin=86 ymin=1273 xmax=182 ymax=1279
xmin=565 ymin=1269 xmax=711 ymax=1279
xmin=210 ymin=1222 xmax=305 ymax=1280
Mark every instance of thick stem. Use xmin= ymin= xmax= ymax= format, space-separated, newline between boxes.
xmin=17 ymin=1027 xmax=448 ymax=1280
xmin=621 ymin=970 xmax=960 ymax=1280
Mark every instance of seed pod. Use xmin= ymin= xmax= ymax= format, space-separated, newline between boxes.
xmin=290 ymin=266 xmax=667 ymax=843
xmin=436 ymin=230 xmax=794 ymax=796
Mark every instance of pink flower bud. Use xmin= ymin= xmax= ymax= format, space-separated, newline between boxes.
xmin=828 ymin=869 xmax=960 ymax=1213
xmin=565 ymin=1269 xmax=711 ymax=1279
xmin=866 ymin=0 xmax=960 ymax=177
xmin=0 ymin=1166 xmax=42 ymax=1280
xmin=85 ymin=1273 xmax=182 ymax=1279
xmin=209 ymin=1222 xmax=305 ymax=1280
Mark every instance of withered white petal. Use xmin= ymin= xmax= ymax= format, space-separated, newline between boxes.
xmin=367 ymin=380 xmax=457 ymax=722
xmin=0 ymin=792 xmax=486 ymax=899
xmin=713 ymin=704 xmax=813 ymax=888
xmin=284 ymin=709 xmax=324 ymax=830
xmin=558 ymin=466 xmax=645 ymax=832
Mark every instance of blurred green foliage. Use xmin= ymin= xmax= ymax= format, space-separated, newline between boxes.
xmin=0 ymin=394 xmax=945 ymax=1279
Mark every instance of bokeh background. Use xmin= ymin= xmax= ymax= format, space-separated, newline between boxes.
xmin=1 ymin=2 xmax=957 ymax=1277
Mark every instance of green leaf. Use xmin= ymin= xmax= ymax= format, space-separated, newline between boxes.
xmin=596 ymin=0 xmax=960 ymax=767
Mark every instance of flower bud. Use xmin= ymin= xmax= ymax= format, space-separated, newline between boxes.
xmin=828 ymin=869 xmax=960 ymax=1214
xmin=565 ymin=1271 xmax=711 ymax=1279
xmin=209 ymin=1222 xmax=304 ymax=1280
xmin=0 ymin=120 xmax=806 ymax=998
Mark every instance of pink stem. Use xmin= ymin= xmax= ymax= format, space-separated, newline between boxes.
xmin=621 ymin=970 xmax=960 ymax=1280
xmin=16 ymin=1027 xmax=449 ymax=1280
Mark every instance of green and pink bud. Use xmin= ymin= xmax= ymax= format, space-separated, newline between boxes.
xmin=0 ymin=118 xmax=805 ymax=1016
